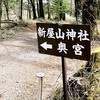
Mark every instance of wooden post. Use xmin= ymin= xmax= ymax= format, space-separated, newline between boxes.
xmin=61 ymin=56 xmax=68 ymax=100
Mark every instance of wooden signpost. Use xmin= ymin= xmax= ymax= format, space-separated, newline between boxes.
xmin=36 ymin=23 xmax=91 ymax=100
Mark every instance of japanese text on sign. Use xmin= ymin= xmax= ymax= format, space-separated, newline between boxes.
xmin=38 ymin=27 xmax=90 ymax=56
xmin=37 ymin=23 xmax=91 ymax=60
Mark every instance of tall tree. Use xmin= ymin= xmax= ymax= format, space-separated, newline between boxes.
xmin=36 ymin=0 xmax=39 ymax=18
xmin=3 ymin=0 xmax=9 ymax=20
xmin=38 ymin=0 xmax=44 ymax=18
xmin=27 ymin=0 xmax=31 ymax=19
xmin=74 ymin=0 xmax=83 ymax=24
xmin=82 ymin=0 xmax=98 ymax=34
xmin=74 ymin=0 xmax=98 ymax=35
xmin=97 ymin=0 xmax=100 ymax=19
xmin=52 ymin=0 xmax=68 ymax=20
xmin=30 ymin=0 xmax=37 ymax=19
xmin=59 ymin=0 xmax=65 ymax=20
xmin=47 ymin=0 xmax=50 ymax=19
xmin=0 ymin=0 xmax=2 ymax=28
xmin=19 ymin=0 xmax=23 ymax=20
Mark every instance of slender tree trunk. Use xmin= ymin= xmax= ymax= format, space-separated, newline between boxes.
xmin=19 ymin=0 xmax=23 ymax=20
xmin=59 ymin=1 xmax=62 ymax=20
xmin=36 ymin=0 xmax=39 ymax=18
xmin=70 ymin=0 xmax=73 ymax=16
xmin=47 ymin=0 xmax=50 ymax=19
xmin=38 ymin=0 xmax=44 ymax=18
xmin=3 ymin=1 xmax=9 ymax=20
xmin=29 ymin=0 xmax=37 ymax=19
xmin=59 ymin=1 xmax=65 ymax=20
xmin=97 ymin=0 xmax=100 ymax=19
xmin=0 ymin=0 xmax=2 ymax=28
xmin=27 ymin=0 xmax=31 ymax=19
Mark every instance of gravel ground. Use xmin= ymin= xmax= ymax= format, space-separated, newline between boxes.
xmin=0 ymin=29 xmax=63 ymax=100
xmin=0 ymin=27 xmax=99 ymax=100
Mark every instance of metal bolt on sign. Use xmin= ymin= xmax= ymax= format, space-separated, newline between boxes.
xmin=36 ymin=72 xmax=45 ymax=100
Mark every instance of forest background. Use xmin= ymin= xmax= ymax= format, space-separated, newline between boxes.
xmin=0 ymin=0 xmax=100 ymax=100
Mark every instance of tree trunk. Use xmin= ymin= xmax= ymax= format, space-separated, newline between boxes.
xmin=0 ymin=0 xmax=2 ymax=28
xmin=19 ymin=0 xmax=23 ymax=20
xmin=97 ymin=0 xmax=100 ymax=19
xmin=82 ymin=0 xmax=98 ymax=35
xmin=47 ymin=0 xmax=50 ymax=19
xmin=36 ymin=0 xmax=39 ymax=18
xmin=74 ymin=0 xmax=98 ymax=35
xmin=38 ymin=0 xmax=44 ymax=18
xmin=29 ymin=0 xmax=37 ymax=19
xmin=59 ymin=1 xmax=65 ymax=20
xmin=74 ymin=0 xmax=83 ymax=24
xmin=70 ymin=0 xmax=73 ymax=16
xmin=27 ymin=0 xmax=31 ymax=19
xmin=59 ymin=1 xmax=62 ymax=20
xmin=3 ymin=1 xmax=9 ymax=20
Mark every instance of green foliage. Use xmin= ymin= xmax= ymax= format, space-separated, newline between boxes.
xmin=61 ymin=0 xmax=70 ymax=13
xmin=51 ymin=0 xmax=70 ymax=19
xmin=53 ymin=53 xmax=100 ymax=99
xmin=0 ymin=29 xmax=15 ymax=39
xmin=43 ymin=3 xmax=48 ymax=14
xmin=53 ymin=87 xmax=64 ymax=100
xmin=9 ymin=0 xmax=19 ymax=5
xmin=2 ymin=0 xmax=18 ymax=4
xmin=86 ymin=53 xmax=100 ymax=100
xmin=74 ymin=53 xmax=100 ymax=100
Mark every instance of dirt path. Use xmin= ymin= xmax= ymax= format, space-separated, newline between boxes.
xmin=0 ymin=29 xmax=63 ymax=100
xmin=0 ymin=28 xmax=87 ymax=100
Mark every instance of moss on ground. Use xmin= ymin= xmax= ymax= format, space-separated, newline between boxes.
xmin=87 ymin=53 xmax=100 ymax=100
xmin=53 ymin=53 xmax=100 ymax=100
